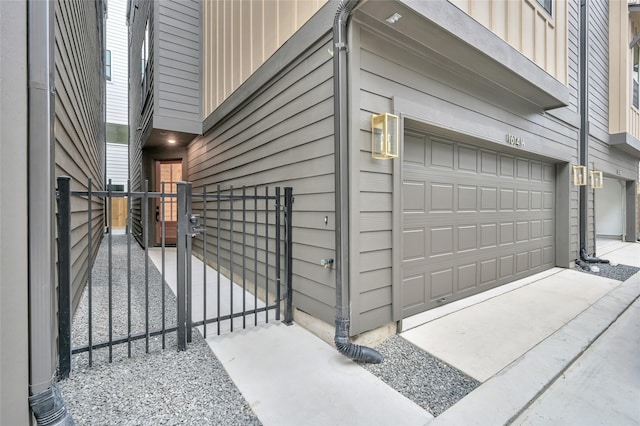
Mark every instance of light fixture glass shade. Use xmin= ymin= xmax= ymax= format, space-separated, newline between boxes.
xmin=372 ymin=113 xmax=399 ymax=159
xmin=589 ymin=170 xmax=603 ymax=188
xmin=573 ymin=165 xmax=587 ymax=186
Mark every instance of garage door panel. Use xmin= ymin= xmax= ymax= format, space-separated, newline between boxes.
xmin=431 ymin=268 xmax=454 ymax=299
xmin=401 ymin=131 xmax=556 ymax=317
xmin=402 ymin=274 xmax=426 ymax=310
xmin=458 ymin=145 xmax=479 ymax=172
xmin=431 ymin=140 xmax=455 ymax=169
xmin=403 ymin=228 xmax=425 ymax=261
xmin=500 ymin=154 xmax=515 ymax=176
xmin=530 ymin=249 xmax=542 ymax=268
xmin=516 ymin=158 xmax=529 ymax=179
xmin=480 ymin=187 xmax=498 ymax=211
xmin=543 ymin=219 xmax=553 ymax=237
xmin=530 ymin=220 xmax=543 ymax=239
xmin=430 ymin=227 xmax=454 ymax=256
xmin=500 ymin=189 xmax=515 ymax=210
xmin=516 ymin=190 xmax=529 ymax=210
xmin=516 ymin=252 xmax=529 ymax=273
xmin=480 ymin=223 xmax=498 ymax=248
xmin=516 ymin=221 xmax=529 ymax=242
xmin=457 ymin=225 xmax=478 ymax=252
xmin=457 ymin=263 xmax=477 ymax=291
xmin=480 ymin=151 xmax=498 ymax=175
xmin=500 ymin=222 xmax=515 ymax=245
xmin=403 ymin=181 xmax=425 ymax=212
xmin=480 ymin=258 xmax=498 ymax=285
xmin=458 ymin=185 xmax=478 ymax=211
xmin=430 ymin=183 xmax=454 ymax=212
xmin=499 ymin=255 xmax=514 ymax=278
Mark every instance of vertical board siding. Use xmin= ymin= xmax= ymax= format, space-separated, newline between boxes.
xmin=451 ymin=0 xmax=568 ymax=85
xmin=106 ymin=0 xmax=128 ymax=125
xmin=202 ymin=0 xmax=328 ymax=116
xmin=54 ymin=0 xmax=106 ymax=311
xmin=351 ymin=24 xmax=581 ymax=334
xmin=188 ymin=34 xmax=337 ymax=326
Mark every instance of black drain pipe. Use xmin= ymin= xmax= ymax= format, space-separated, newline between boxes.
xmin=332 ymin=0 xmax=383 ymax=364
xmin=578 ymin=0 xmax=589 ymax=258
xmin=578 ymin=0 xmax=608 ymax=265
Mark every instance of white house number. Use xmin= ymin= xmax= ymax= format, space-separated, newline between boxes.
xmin=506 ymin=134 xmax=525 ymax=148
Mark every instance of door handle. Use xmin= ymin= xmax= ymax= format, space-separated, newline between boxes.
xmin=155 ymin=206 xmax=160 ymax=222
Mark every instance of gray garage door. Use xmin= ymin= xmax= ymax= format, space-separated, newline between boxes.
xmin=401 ymin=130 xmax=555 ymax=317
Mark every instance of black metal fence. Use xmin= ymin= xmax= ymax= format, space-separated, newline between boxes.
xmin=56 ymin=177 xmax=293 ymax=378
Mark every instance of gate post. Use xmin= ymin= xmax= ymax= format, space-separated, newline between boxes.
xmin=176 ymin=182 xmax=188 ymax=351
xmin=56 ymin=176 xmax=72 ymax=378
xmin=185 ymin=182 xmax=193 ymax=344
xmin=284 ymin=187 xmax=294 ymax=325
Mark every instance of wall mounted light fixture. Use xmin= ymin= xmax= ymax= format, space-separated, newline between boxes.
xmin=371 ymin=112 xmax=399 ymax=160
xmin=589 ymin=170 xmax=603 ymax=188
xmin=573 ymin=165 xmax=587 ymax=186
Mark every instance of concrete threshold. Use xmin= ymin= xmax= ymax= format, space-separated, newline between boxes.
xmin=429 ymin=272 xmax=640 ymax=426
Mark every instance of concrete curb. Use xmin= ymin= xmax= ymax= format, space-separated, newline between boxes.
xmin=429 ymin=272 xmax=640 ymax=426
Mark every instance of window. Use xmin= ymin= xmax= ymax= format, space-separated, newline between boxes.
xmin=141 ymin=19 xmax=149 ymax=83
xmin=633 ymin=44 xmax=639 ymax=109
xmin=105 ymin=50 xmax=111 ymax=81
xmin=535 ymin=0 xmax=552 ymax=15
xmin=140 ymin=19 xmax=150 ymax=111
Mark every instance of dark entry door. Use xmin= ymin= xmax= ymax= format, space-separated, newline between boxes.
xmin=155 ymin=160 xmax=182 ymax=245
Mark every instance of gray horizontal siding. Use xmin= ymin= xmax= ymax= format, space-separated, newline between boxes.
xmin=187 ymin=34 xmax=337 ymax=327
xmin=106 ymin=142 xmax=128 ymax=190
xmin=155 ymin=0 xmax=200 ymax=132
xmin=54 ymin=0 xmax=105 ymax=311
xmin=129 ymin=0 xmax=154 ymax=244
xmin=350 ymin=23 xmax=581 ymax=334
xmin=588 ymin=0 xmax=609 ymax=136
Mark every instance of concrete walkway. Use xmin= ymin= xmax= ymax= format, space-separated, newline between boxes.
xmin=149 ymin=241 xmax=640 ymax=425
xmin=148 ymin=247 xmax=432 ymax=426
xmin=428 ymin=241 xmax=640 ymax=425
xmin=514 ymin=296 xmax=640 ymax=425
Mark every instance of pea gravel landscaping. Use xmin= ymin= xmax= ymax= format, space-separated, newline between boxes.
xmin=58 ymin=232 xmax=482 ymax=424
xmin=58 ymin=233 xmax=261 ymax=425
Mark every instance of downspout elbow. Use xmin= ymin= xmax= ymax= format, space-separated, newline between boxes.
xmin=579 ymin=246 xmax=609 ymax=264
xmin=335 ymin=319 xmax=383 ymax=364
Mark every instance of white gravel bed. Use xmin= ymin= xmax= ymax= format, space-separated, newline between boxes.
xmin=58 ymin=233 xmax=261 ymax=425
xmin=362 ymin=336 xmax=480 ymax=417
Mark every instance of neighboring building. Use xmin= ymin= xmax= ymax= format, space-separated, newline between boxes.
xmin=0 ymin=0 xmax=105 ymax=423
xmin=128 ymin=0 xmax=639 ymax=343
xmin=106 ymin=0 xmax=130 ymax=192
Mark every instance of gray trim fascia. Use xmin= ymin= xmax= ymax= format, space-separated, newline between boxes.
xmin=154 ymin=115 xmax=201 ymax=135
xmin=202 ymin=1 xmax=339 ymax=134
xmin=396 ymin=0 xmax=570 ymax=110
xmin=610 ymin=132 xmax=640 ymax=158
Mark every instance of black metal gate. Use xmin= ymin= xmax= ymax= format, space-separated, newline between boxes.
xmin=56 ymin=177 xmax=293 ymax=378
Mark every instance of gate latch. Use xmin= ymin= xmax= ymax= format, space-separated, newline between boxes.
xmin=189 ymin=214 xmax=204 ymax=236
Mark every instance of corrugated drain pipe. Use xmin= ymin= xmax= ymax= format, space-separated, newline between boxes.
xmin=333 ymin=0 xmax=383 ymax=364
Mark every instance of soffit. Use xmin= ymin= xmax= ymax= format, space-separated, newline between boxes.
xmin=357 ymin=0 xmax=569 ymax=110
